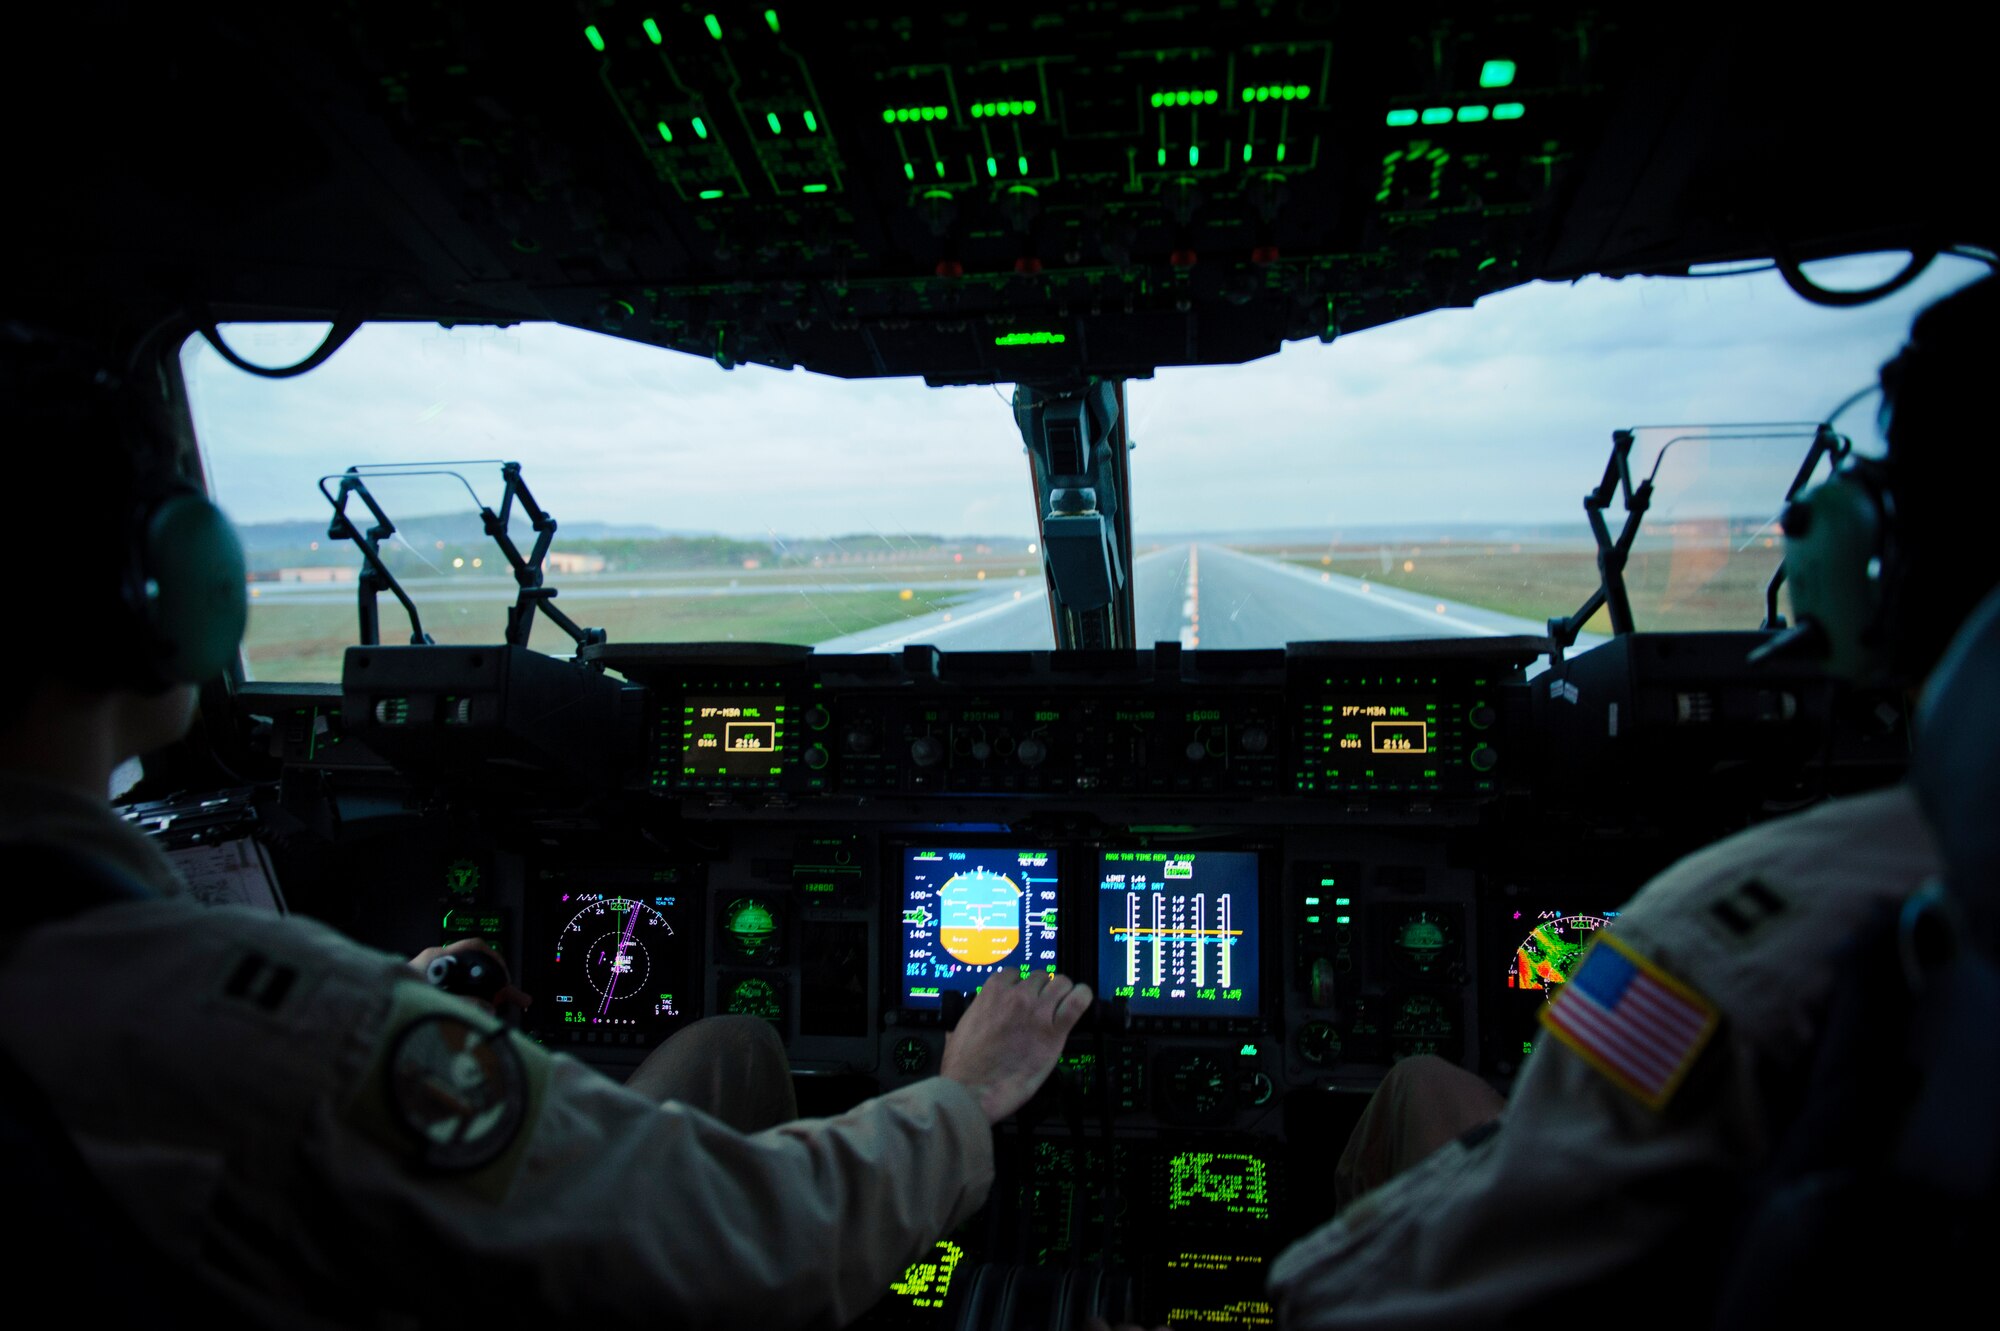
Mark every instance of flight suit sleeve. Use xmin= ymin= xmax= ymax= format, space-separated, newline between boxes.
xmin=309 ymin=980 xmax=995 ymax=1331
xmin=1269 ymin=786 xmax=1939 ymax=1330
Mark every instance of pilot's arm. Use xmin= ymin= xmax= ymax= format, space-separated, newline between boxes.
xmin=0 ymin=897 xmax=1076 ymax=1330
xmin=1270 ymin=785 xmax=1939 ymax=1329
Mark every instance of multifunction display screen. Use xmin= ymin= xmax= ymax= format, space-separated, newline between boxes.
xmin=1330 ymin=698 xmax=1434 ymax=763
xmin=1098 ymin=850 xmax=1259 ymax=1017
xmin=901 ymin=848 xmax=1060 ymax=1009
xmin=680 ymin=696 xmax=785 ymax=781
xmin=546 ymin=888 xmax=692 ymax=1039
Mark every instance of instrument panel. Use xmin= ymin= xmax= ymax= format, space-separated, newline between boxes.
xmin=225 ymin=632 xmax=1902 ymax=1327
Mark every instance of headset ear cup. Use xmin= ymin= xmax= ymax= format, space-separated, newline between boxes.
xmin=1783 ymin=473 xmax=1889 ymax=683
xmin=141 ymin=494 xmax=248 ymax=683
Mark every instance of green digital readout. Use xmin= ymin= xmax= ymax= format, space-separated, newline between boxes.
xmin=681 ymin=696 xmax=786 ymax=782
xmin=1166 ymin=1151 xmax=1271 ymax=1220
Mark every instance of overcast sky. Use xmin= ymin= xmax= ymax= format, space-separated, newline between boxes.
xmin=183 ymin=253 xmax=1985 ymax=540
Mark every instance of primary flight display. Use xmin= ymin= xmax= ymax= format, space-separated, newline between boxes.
xmin=901 ymin=848 xmax=1061 ymax=1009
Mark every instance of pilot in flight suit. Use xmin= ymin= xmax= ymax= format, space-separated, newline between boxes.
xmin=0 ymin=331 xmax=1093 ymax=1330
xmin=1270 ymin=275 xmax=1997 ymax=1328
xmin=0 ymin=770 xmax=1002 ymax=1329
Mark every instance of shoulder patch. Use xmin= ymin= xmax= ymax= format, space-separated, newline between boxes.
xmin=347 ymin=983 xmax=549 ymax=1200
xmin=1539 ymin=933 xmax=1719 ymax=1112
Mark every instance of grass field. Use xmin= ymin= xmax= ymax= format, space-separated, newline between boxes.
xmin=243 ymin=584 xmax=985 ymax=680
xmin=1259 ymin=538 xmax=1785 ymax=634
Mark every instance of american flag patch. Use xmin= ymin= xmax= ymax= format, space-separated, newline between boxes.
xmin=1540 ymin=932 xmax=1719 ymax=1111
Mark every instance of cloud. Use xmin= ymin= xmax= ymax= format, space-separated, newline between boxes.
xmin=185 ymin=254 xmax=1986 ymax=536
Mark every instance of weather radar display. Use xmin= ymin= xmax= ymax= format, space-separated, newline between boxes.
xmin=902 ymin=848 xmax=1059 ymax=1009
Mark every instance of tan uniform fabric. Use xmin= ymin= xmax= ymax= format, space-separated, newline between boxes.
xmin=0 ymin=774 xmax=993 ymax=1330
xmin=1270 ymin=784 xmax=1940 ymax=1329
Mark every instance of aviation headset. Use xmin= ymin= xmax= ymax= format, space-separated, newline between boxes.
xmin=1779 ymin=320 xmax=1949 ymax=686
xmin=1777 ymin=450 xmax=1898 ymax=684
xmin=7 ymin=328 xmax=249 ymax=693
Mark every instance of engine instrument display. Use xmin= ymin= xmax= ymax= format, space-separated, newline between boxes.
xmin=1099 ymin=850 xmax=1259 ymax=1018
xmin=549 ymin=890 xmax=690 ymax=1037
xmin=901 ymin=848 xmax=1060 ymax=1009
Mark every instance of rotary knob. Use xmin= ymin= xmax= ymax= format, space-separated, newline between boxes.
xmin=971 ymin=740 xmax=993 ymax=761
xmin=1017 ymin=738 xmax=1048 ymax=767
xmin=1469 ymin=744 xmax=1498 ymax=772
xmin=844 ymin=729 xmax=874 ymax=754
xmin=1239 ymin=726 xmax=1270 ymax=754
xmin=803 ymin=745 xmax=829 ymax=770
xmin=910 ymin=736 xmax=944 ymax=767
xmin=1298 ymin=1020 xmax=1340 ymax=1066
xmin=805 ymin=705 xmax=832 ymax=731
xmin=1468 ymin=704 xmax=1496 ymax=731
xmin=1185 ymin=740 xmax=1207 ymax=762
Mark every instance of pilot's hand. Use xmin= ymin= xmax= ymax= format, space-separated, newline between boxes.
xmin=940 ymin=968 xmax=1092 ymax=1124
xmin=407 ymin=938 xmax=534 ymax=1015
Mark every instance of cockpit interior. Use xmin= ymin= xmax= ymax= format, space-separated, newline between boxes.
xmin=9 ymin=4 xmax=1993 ymax=1326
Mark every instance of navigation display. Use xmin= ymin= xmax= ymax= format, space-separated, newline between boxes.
xmin=901 ymin=848 xmax=1060 ymax=1009
xmin=1098 ymin=850 xmax=1259 ymax=1017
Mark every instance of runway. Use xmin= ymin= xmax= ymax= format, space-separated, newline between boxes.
xmin=814 ymin=543 xmax=1565 ymax=651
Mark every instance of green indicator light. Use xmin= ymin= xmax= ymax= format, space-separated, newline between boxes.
xmin=903 ymin=161 xmax=915 ymax=179
xmin=1018 ymin=154 xmax=1029 ymax=174
xmin=1304 ymin=897 xmax=1321 ymax=906
xmin=1157 ymin=147 xmax=1167 ymax=166
xmin=767 ymin=111 xmax=782 ymax=134
xmin=699 ymin=189 xmax=725 ymax=198
xmin=1305 ymin=914 xmax=1321 ymax=924
xmin=1480 ymin=59 xmax=1516 ymax=88
xmin=704 ymin=13 xmax=723 ymax=40
xmin=1335 ymin=914 xmax=1352 ymax=924
xmin=1150 ymin=93 xmax=1161 ymax=108
xmin=1239 ymin=1043 xmax=1259 ymax=1056
xmin=692 ymin=117 xmax=709 ymax=139
xmin=802 ymin=182 xmax=828 ymax=193
xmin=1188 ymin=145 xmax=1198 ymax=166
xmin=1421 ymin=107 xmax=1453 ymax=124
xmin=1335 ymin=897 xmax=1351 ymax=906
xmin=882 ymin=109 xmax=895 ymax=123
xmin=1255 ymin=87 xmax=1269 ymax=102
xmin=1007 ymin=184 xmax=1038 ymax=196
xmin=1026 ymin=99 xmax=1037 ymax=113
xmin=643 ymin=17 xmax=663 ymax=45
xmin=1242 ymin=88 xmax=1254 ymax=101
xmin=1243 ymin=143 xmax=1253 ymax=162
xmin=803 ymin=110 xmax=817 ymax=132
xmin=765 ymin=9 xmax=781 ymax=34
xmin=976 ymin=102 xmax=987 ymax=115
xmin=584 ymin=25 xmax=605 ymax=52
xmin=1493 ymin=102 xmax=1524 ymax=120
xmin=921 ymin=189 xmax=951 ymax=199
xmin=935 ymin=160 xmax=945 ymax=177
xmin=995 ymin=331 xmax=1066 ymax=346
xmin=1386 ymin=108 xmax=1419 ymax=126
xmin=1457 ymin=105 xmax=1489 ymax=122
xmin=1276 ymin=142 xmax=1286 ymax=161
xmin=656 ymin=121 xmax=673 ymax=142
xmin=1478 ymin=256 xmax=1497 ymax=270
xmin=987 ymin=155 xmax=998 ymax=176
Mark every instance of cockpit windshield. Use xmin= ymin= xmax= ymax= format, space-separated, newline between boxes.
xmin=184 ymin=253 xmax=1984 ymax=681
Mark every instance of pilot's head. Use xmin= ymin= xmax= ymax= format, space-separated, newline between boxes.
xmin=1782 ymin=273 xmax=1998 ymax=686
xmin=0 ymin=325 xmax=246 ymax=791
xmin=1877 ymin=272 xmax=1998 ymax=682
